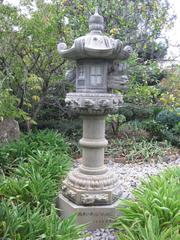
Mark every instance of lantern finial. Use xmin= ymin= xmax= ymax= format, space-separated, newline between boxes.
xmin=88 ymin=6 xmax=104 ymax=32
xmin=95 ymin=6 xmax=99 ymax=14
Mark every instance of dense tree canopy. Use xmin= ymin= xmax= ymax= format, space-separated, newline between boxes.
xmin=0 ymin=0 xmax=176 ymax=127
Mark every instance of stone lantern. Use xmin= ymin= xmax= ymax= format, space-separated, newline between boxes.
xmin=57 ymin=8 xmax=132 ymax=229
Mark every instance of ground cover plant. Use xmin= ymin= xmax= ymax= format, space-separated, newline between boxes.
xmin=106 ymin=139 xmax=172 ymax=163
xmin=105 ymin=101 xmax=179 ymax=163
xmin=112 ymin=167 xmax=180 ymax=239
xmin=0 ymin=129 xmax=69 ymax=173
xmin=0 ymin=130 xmax=84 ymax=240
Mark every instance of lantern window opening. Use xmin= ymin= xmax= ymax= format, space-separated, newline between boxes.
xmin=90 ymin=65 xmax=103 ymax=86
xmin=77 ymin=65 xmax=85 ymax=86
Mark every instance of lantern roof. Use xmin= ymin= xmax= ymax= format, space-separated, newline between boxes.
xmin=57 ymin=7 xmax=132 ymax=60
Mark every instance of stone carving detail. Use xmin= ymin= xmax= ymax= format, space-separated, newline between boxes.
xmin=66 ymin=168 xmax=118 ymax=190
xmin=84 ymin=99 xmax=94 ymax=107
xmin=61 ymin=167 xmax=122 ymax=205
xmin=81 ymin=193 xmax=109 ymax=205
xmin=99 ymin=99 xmax=110 ymax=107
xmin=65 ymin=92 xmax=123 ymax=114
xmin=57 ymin=42 xmax=67 ymax=52
xmin=108 ymin=62 xmax=129 ymax=90
xmin=62 ymin=185 xmax=76 ymax=201
xmin=58 ymin=8 xmax=132 ymax=94
xmin=112 ymin=188 xmax=123 ymax=202
xmin=65 ymin=68 xmax=76 ymax=84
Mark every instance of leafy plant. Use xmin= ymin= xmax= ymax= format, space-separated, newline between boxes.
xmin=0 ymin=89 xmax=27 ymax=120
xmin=159 ymin=66 xmax=180 ymax=109
xmin=0 ymin=130 xmax=69 ymax=173
xmin=0 ymin=150 xmax=70 ymax=209
xmin=156 ymin=108 xmax=180 ymax=128
xmin=141 ymin=119 xmax=165 ymax=138
xmin=112 ymin=167 xmax=180 ymax=239
xmin=106 ymin=139 xmax=171 ymax=162
xmin=127 ymin=140 xmax=170 ymax=162
xmin=0 ymin=200 xmax=83 ymax=240
xmin=163 ymin=128 xmax=180 ymax=147
xmin=116 ymin=120 xmax=150 ymax=141
xmin=141 ymin=119 xmax=180 ymax=147
xmin=106 ymin=114 xmax=126 ymax=136
xmin=0 ymin=149 xmax=69 ymax=208
xmin=0 ymin=130 xmax=84 ymax=239
xmin=124 ymin=83 xmax=160 ymax=106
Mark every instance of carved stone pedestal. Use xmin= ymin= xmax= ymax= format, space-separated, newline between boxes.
xmin=57 ymin=97 xmax=123 ymax=228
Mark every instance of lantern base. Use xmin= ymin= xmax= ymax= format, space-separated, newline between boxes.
xmin=56 ymin=194 xmax=120 ymax=229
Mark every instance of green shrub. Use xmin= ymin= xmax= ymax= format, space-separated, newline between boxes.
xmin=0 ymin=130 xmax=83 ymax=239
xmin=112 ymin=167 xmax=180 ymax=239
xmin=127 ymin=139 xmax=170 ymax=162
xmin=0 ymin=150 xmax=70 ymax=209
xmin=163 ymin=128 xmax=180 ymax=147
xmin=173 ymin=122 xmax=180 ymax=133
xmin=124 ymin=84 xmax=160 ymax=106
xmin=117 ymin=121 xmax=150 ymax=141
xmin=156 ymin=108 xmax=180 ymax=128
xmin=141 ymin=119 xmax=165 ymax=139
xmin=119 ymin=105 xmax=134 ymax=121
xmin=141 ymin=119 xmax=180 ymax=147
xmin=37 ymin=119 xmax=82 ymax=137
xmin=0 ymin=130 xmax=69 ymax=173
xmin=0 ymin=89 xmax=27 ymax=120
xmin=106 ymin=114 xmax=126 ymax=136
xmin=119 ymin=104 xmax=155 ymax=121
xmin=159 ymin=67 xmax=180 ymax=108
xmin=0 ymin=200 xmax=83 ymax=240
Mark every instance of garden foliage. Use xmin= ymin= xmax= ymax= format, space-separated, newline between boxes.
xmin=106 ymin=138 xmax=171 ymax=162
xmin=0 ymin=130 xmax=69 ymax=172
xmin=156 ymin=108 xmax=180 ymax=128
xmin=113 ymin=167 xmax=180 ymax=239
xmin=0 ymin=130 xmax=83 ymax=239
xmin=0 ymin=89 xmax=27 ymax=120
xmin=0 ymin=0 xmax=175 ymax=127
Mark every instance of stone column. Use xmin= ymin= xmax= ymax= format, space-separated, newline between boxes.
xmin=79 ymin=115 xmax=108 ymax=175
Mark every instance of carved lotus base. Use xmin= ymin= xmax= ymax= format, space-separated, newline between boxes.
xmin=65 ymin=92 xmax=123 ymax=115
xmin=61 ymin=167 xmax=122 ymax=206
